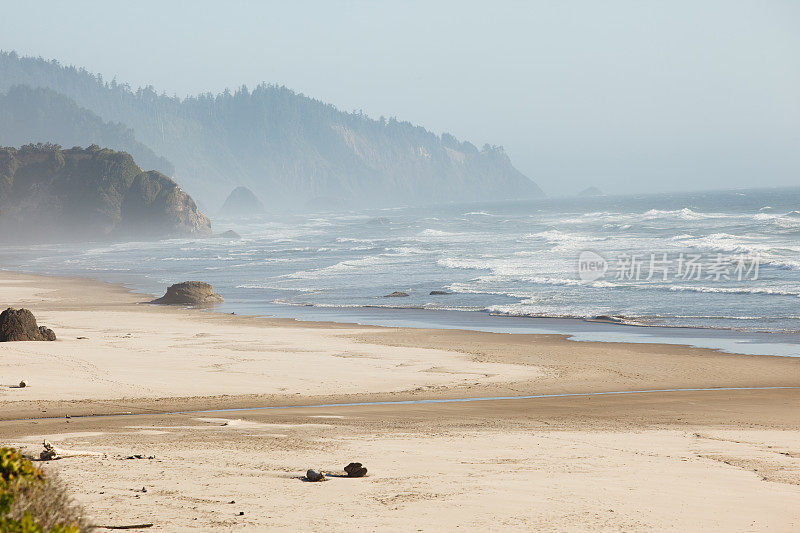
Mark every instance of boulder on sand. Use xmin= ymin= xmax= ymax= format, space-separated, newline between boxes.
xmin=0 ymin=308 xmax=56 ymax=341
xmin=151 ymin=281 xmax=224 ymax=306
xmin=305 ymin=469 xmax=325 ymax=482
xmin=344 ymin=462 xmax=368 ymax=478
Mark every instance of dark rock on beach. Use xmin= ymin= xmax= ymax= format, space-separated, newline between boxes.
xmin=151 ymin=281 xmax=224 ymax=306
xmin=344 ymin=462 xmax=368 ymax=478
xmin=384 ymin=291 xmax=409 ymax=298
xmin=0 ymin=307 xmax=56 ymax=341
xmin=305 ymin=469 xmax=325 ymax=482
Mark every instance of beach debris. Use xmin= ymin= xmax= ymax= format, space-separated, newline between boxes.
xmin=344 ymin=462 xmax=368 ymax=477
xmin=384 ymin=291 xmax=409 ymax=298
xmin=150 ymin=281 xmax=224 ymax=306
xmin=0 ymin=307 xmax=56 ymax=341
xmin=39 ymin=440 xmax=59 ymax=461
xmin=125 ymin=454 xmax=155 ymax=460
xmin=18 ymin=379 xmax=27 ymax=388
xmin=237 ymin=511 xmax=244 ymax=516
xmin=77 ymin=336 xmax=89 ymax=339
xmin=305 ymin=469 xmax=326 ymax=482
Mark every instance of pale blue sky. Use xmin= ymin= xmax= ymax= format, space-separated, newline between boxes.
xmin=2 ymin=0 xmax=798 ymax=195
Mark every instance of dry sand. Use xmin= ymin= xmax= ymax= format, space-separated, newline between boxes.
xmin=1 ymin=269 xmax=799 ymax=531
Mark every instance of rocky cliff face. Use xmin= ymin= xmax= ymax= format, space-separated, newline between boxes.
xmin=0 ymin=144 xmax=211 ymax=243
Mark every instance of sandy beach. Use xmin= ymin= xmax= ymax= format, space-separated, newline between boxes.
xmin=1 ymin=269 xmax=799 ymax=531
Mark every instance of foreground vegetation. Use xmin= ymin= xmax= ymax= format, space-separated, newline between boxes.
xmin=1 ymin=447 xmax=90 ymax=532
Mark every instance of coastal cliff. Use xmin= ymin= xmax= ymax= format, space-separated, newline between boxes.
xmin=0 ymin=52 xmax=544 ymax=210
xmin=0 ymin=144 xmax=211 ymax=242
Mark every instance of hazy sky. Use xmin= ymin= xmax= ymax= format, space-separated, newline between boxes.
xmin=2 ymin=0 xmax=798 ymax=195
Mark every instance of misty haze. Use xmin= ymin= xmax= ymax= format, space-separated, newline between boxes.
xmin=0 ymin=2 xmax=798 ymax=532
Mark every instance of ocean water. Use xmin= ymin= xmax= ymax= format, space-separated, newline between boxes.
xmin=3 ymin=187 xmax=800 ymax=347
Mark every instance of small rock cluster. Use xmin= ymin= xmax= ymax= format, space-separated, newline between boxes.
xmin=305 ymin=462 xmax=368 ymax=482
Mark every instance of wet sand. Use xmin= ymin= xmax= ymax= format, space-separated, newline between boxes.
xmin=1 ymin=270 xmax=799 ymax=530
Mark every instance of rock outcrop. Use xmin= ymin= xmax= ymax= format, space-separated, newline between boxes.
xmin=0 ymin=307 xmax=56 ymax=341
xmin=0 ymin=144 xmax=211 ymax=243
xmin=384 ymin=291 xmax=409 ymax=298
xmin=151 ymin=281 xmax=224 ymax=306
xmin=219 ymin=186 xmax=265 ymax=217
xmin=429 ymin=290 xmax=450 ymax=295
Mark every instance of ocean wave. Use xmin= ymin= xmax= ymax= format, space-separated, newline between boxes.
xmin=674 ymin=233 xmax=800 ymax=269
xmin=418 ymin=228 xmax=456 ymax=237
xmin=524 ymin=230 xmax=606 ymax=251
xmin=437 ymin=257 xmax=491 ymax=270
xmin=668 ymin=285 xmax=800 ymax=297
xmin=284 ymin=255 xmax=389 ymax=279
xmin=385 ymin=246 xmax=432 ymax=256
xmin=642 ymin=208 xmax=713 ymax=220
xmin=336 ymin=237 xmax=374 ymax=244
xmin=237 ymin=284 xmax=321 ymax=293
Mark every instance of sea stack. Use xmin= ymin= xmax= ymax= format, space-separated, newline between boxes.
xmin=151 ymin=281 xmax=224 ymax=306
xmin=220 ymin=186 xmax=265 ymax=217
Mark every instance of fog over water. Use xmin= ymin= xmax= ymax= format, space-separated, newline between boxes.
xmin=2 ymin=0 xmax=798 ymax=195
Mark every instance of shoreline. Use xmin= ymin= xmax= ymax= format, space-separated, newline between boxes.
xmin=4 ymin=266 xmax=799 ymax=358
xmin=1 ymin=268 xmax=798 ymax=420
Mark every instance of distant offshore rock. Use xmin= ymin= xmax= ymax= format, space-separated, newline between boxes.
xmin=0 ymin=144 xmax=211 ymax=243
xmin=220 ymin=186 xmax=265 ymax=217
xmin=216 ymin=229 xmax=242 ymax=239
xmin=152 ymin=281 xmax=224 ymax=306
xmin=429 ymin=290 xmax=450 ymax=295
xmin=0 ymin=307 xmax=56 ymax=342
xmin=578 ymin=186 xmax=604 ymax=197
xmin=384 ymin=291 xmax=410 ymax=298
